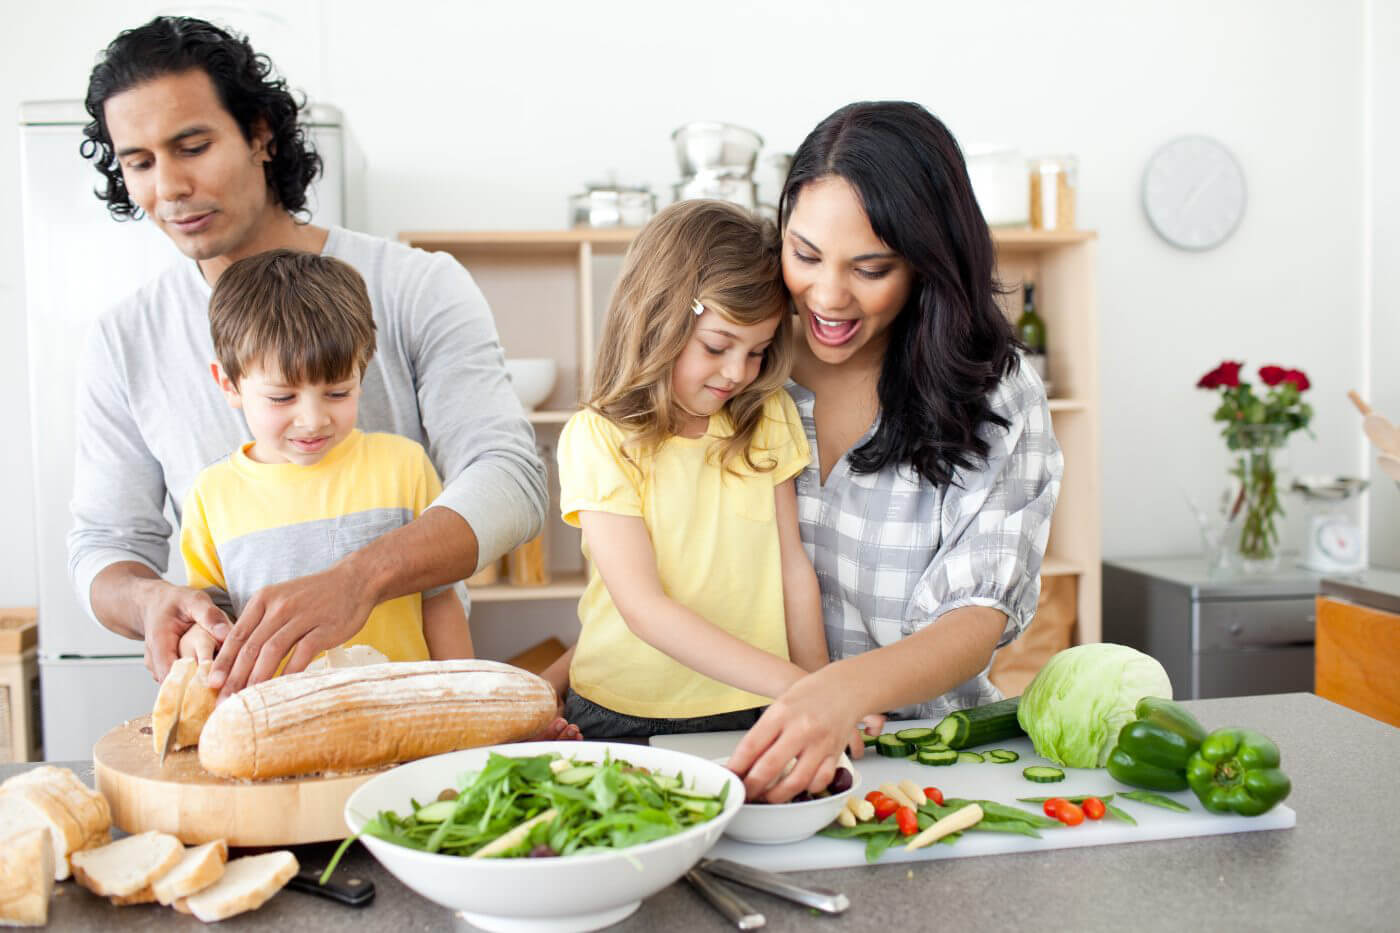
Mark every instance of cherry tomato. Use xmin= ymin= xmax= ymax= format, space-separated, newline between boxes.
xmin=865 ymin=791 xmax=886 ymax=805
xmin=1055 ymin=801 xmax=1086 ymax=826
xmin=1082 ymin=797 xmax=1106 ymax=821
xmin=922 ymin=787 xmax=944 ymax=806
xmin=1043 ymin=797 xmax=1069 ymax=819
xmin=872 ymin=796 xmax=899 ymax=821
xmin=894 ymin=806 xmax=919 ymax=836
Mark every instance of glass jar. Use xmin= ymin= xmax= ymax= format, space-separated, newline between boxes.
xmin=1028 ymin=155 xmax=1078 ymax=231
xmin=1222 ymin=424 xmax=1290 ymax=574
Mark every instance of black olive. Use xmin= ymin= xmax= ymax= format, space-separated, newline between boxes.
xmin=827 ymin=767 xmax=853 ymax=794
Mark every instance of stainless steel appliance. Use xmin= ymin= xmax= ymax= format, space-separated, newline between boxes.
xmin=19 ymin=100 xmax=351 ymax=760
xmin=1102 ymin=556 xmax=1319 ymax=699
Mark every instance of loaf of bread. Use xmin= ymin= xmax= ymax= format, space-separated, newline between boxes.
xmin=198 ymin=659 xmax=557 ymax=779
xmin=174 ymin=660 xmax=219 ymax=750
xmin=0 ymin=828 xmax=52 ymax=926
xmin=0 ymin=766 xmax=112 ymax=881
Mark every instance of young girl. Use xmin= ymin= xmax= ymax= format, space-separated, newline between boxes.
xmin=552 ymin=199 xmax=828 ymax=738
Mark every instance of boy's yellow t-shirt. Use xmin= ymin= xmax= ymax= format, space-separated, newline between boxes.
xmin=558 ymin=391 xmax=811 ymax=718
xmin=179 ymin=430 xmax=440 ymax=666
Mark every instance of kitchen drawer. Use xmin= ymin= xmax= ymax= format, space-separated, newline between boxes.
xmin=1196 ymin=645 xmax=1314 ymax=698
xmin=1196 ymin=598 xmax=1315 ymax=652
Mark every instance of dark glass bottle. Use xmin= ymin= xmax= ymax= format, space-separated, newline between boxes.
xmin=1017 ymin=282 xmax=1048 ymax=383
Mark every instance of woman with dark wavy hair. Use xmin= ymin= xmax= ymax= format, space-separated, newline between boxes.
xmin=728 ymin=101 xmax=1063 ymax=801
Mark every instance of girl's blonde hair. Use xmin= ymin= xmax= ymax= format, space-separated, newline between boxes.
xmin=588 ymin=199 xmax=791 ymax=473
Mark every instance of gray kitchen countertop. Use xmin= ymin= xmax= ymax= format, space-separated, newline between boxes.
xmin=7 ymin=693 xmax=1397 ymax=932
xmin=1321 ymin=566 xmax=1400 ymax=615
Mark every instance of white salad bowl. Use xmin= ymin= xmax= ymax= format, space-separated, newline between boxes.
xmin=504 ymin=357 xmax=557 ymax=410
xmin=344 ymin=740 xmax=743 ymax=933
xmin=719 ymin=753 xmax=861 ymax=845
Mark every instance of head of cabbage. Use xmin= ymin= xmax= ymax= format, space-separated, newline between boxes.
xmin=1016 ymin=643 xmax=1173 ymax=768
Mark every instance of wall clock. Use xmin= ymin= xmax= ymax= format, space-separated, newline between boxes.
xmin=1142 ymin=135 xmax=1246 ymax=251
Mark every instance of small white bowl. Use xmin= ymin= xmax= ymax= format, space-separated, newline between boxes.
xmin=504 ymin=358 xmax=557 ymax=410
xmin=345 ymin=741 xmax=742 ymax=933
xmin=719 ymin=753 xmax=860 ymax=845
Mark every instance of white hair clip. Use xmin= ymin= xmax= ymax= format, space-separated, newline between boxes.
xmin=691 ymin=299 xmax=705 ymax=316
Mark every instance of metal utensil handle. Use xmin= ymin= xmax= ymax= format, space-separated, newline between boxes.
xmin=701 ymin=858 xmax=850 ymax=914
xmin=685 ymin=868 xmax=765 ymax=930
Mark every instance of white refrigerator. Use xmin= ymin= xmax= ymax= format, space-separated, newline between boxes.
xmin=19 ymin=100 xmax=350 ymax=761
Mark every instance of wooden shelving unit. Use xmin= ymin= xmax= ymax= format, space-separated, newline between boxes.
xmin=401 ymin=226 xmax=1101 ymax=658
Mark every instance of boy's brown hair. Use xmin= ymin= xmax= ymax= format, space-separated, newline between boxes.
xmin=588 ymin=199 xmax=791 ymax=473
xmin=209 ymin=249 xmax=376 ymax=387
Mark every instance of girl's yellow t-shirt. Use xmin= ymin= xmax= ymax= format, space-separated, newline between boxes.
xmin=557 ymin=391 xmax=811 ymax=718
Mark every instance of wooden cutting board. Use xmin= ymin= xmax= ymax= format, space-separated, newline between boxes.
xmin=94 ymin=716 xmax=384 ymax=846
xmin=653 ymin=723 xmax=1295 ymax=871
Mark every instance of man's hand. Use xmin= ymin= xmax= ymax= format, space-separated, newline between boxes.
xmin=208 ymin=563 xmax=375 ymax=696
xmin=136 ymin=580 xmax=231 ymax=681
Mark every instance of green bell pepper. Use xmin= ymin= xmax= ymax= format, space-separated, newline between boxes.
xmin=1185 ymin=728 xmax=1291 ymax=816
xmin=1106 ymin=697 xmax=1208 ymax=792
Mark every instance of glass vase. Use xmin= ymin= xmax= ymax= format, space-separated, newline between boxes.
xmin=1223 ymin=424 xmax=1289 ymax=574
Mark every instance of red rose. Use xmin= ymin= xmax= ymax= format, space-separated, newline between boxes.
xmin=1197 ymin=360 xmax=1243 ymax=389
xmin=1259 ymin=365 xmax=1287 ymax=386
xmin=1283 ymin=369 xmax=1310 ymax=391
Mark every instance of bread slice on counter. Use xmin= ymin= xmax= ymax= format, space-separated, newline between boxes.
xmin=0 ymin=828 xmax=53 ymax=926
xmin=70 ymin=830 xmax=183 ymax=898
xmin=198 ymin=659 xmax=556 ymax=779
xmin=174 ymin=660 xmax=219 ymax=749
xmin=152 ymin=839 xmax=228 ymax=906
xmin=0 ymin=766 xmax=113 ymax=881
xmin=182 ymin=850 xmax=298 ymax=923
xmin=152 ymin=657 xmax=197 ymax=757
xmin=109 ymin=885 xmax=158 ymax=906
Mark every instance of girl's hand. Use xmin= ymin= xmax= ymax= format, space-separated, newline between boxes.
xmin=178 ymin=624 xmax=220 ymax=663
xmin=850 ymin=713 xmax=887 ymax=759
xmin=727 ymin=666 xmax=865 ymax=802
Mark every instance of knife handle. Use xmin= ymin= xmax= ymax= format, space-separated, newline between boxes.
xmin=701 ymin=858 xmax=849 ymax=914
xmin=685 ymin=868 xmax=765 ymax=930
xmin=287 ymin=866 xmax=376 ymax=907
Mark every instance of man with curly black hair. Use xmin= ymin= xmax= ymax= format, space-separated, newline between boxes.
xmin=69 ymin=16 xmax=550 ymax=696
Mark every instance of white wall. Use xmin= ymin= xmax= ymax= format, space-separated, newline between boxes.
xmin=0 ymin=0 xmax=1377 ymax=607
xmin=1368 ymin=0 xmax=1400 ymax=569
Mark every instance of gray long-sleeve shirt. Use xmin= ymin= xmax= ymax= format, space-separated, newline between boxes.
xmin=67 ymin=225 xmax=548 ymax=621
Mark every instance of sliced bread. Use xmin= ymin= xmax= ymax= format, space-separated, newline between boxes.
xmin=109 ymin=884 xmax=157 ymax=906
xmin=152 ymin=839 xmax=228 ymax=905
xmin=175 ymin=660 xmax=219 ymax=749
xmin=183 ymin=850 xmax=298 ymax=923
xmin=0 ymin=827 xmax=53 ymax=926
xmin=70 ymin=831 xmax=184 ymax=898
xmin=0 ymin=787 xmax=81 ymax=881
xmin=3 ymin=766 xmax=112 ymax=850
xmin=152 ymin=657 xmax=196 ymax=757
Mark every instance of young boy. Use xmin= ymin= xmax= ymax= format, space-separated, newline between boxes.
xmin=177 ymin=249 xmax=473 ymax=667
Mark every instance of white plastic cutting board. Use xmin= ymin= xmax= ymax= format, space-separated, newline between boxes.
xmin=651 ymin=721 xmax=1295 ymax=871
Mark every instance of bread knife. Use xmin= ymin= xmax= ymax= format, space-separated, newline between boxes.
xmin=158 ymin=709 xmax=178 ymax=764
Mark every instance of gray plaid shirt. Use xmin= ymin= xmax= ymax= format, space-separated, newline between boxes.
xmin=789 ymin=360 xmax=1063 ymax=720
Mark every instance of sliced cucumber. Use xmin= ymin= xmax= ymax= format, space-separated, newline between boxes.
xmin=862 ymin=733 xmax=879 ymax=749
xmin=413 ymin=799 xmax=458 ymax=823
xmin=1022 ymin=766 xmax=1066 ymax=783
xmin=930 ymin=697 xmax=1025 ymax=750
xmin=893 ymin=727 xmax=939 ymax=747
xmin=955 ymin=751 xmax=984 ymax=764
xmin=986 ymin=749 xmax=1020 ymax=764
xmin=875 ymin=734 xmax=913 ymax=758
xmin=554 ymin=765 xmax=598 ymax=786
xmin=915 ymin=747 xmax=958 ymax=766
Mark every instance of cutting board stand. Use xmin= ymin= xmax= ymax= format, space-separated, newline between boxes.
xmin=94 ymin=716 xmax=382 ymax=846
xmin=652 ymin=722 xmax=1295 ymax=872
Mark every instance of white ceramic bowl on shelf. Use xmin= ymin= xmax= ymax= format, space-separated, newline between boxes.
xmin=504 ymin=358 xmax=557 ymax=410
xmin=717 ymin=753 xmax=860 ymax=845
xmin=344 ymin=741 xmax=743 ymax=933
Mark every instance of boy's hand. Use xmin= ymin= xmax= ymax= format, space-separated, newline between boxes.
xmin=208 ymin=564 xmax=375 ymax=696
xmin=137 ymin=579 xmax=232 ymax=681
xmin=178 ymin=624 xmax=220 ymax=663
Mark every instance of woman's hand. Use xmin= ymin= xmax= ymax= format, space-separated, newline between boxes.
xmin=727 ymin=664 xmax=868 ymax=803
